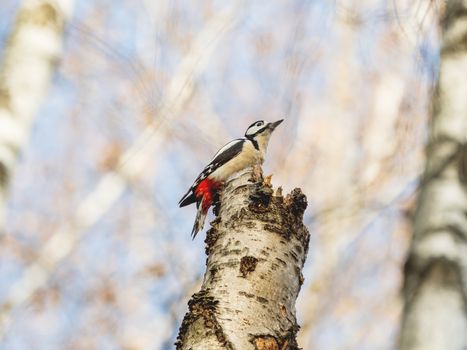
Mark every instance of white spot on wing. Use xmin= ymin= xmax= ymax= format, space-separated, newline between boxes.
xmin=210 ymin=139 xmax=244 ymax=161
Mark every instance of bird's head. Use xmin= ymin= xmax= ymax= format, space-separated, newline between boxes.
xmin=245 ymin=119 xmax=283 ymax=138
xmin=244 ymin=119 xmax=283 ymax=153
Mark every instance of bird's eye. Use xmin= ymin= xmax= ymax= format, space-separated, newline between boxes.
xmin=256 ymin=122 xmax=263 ymax=126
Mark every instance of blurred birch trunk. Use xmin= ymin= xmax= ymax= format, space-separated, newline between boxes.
xmin=0 ymin=0 xmax=73 ymax=230
xmin=399 ymin=1 xmax=467 ymax=349
xmin=175 ymin=168 xmax=310 ymax=350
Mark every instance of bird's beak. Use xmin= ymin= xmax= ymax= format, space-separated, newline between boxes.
xmin=268 ymin=119 xmax=284 ymax=131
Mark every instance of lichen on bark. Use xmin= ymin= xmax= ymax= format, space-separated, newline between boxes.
xmin=176 ymin=166 xmax=310 ymax=350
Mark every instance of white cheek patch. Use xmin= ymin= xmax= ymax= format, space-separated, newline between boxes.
xmin=246 ymin=125 xmax=267 ymax=137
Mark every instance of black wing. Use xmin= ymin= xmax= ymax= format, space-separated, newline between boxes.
xmin=179 ymin=138 xmax=245 ymax=207
xmin=208 ymin=138 xmax=245 ymax=171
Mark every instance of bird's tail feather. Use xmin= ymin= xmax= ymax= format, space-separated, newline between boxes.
xmin=191 ymin=201 xmax=208 ymax=239
xmin=179 ymin=190 xmax=196 ymax=207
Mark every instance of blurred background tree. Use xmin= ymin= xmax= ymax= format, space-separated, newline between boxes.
xmin=0 ymin=0 xmax=73 ymax=232
xmin=400 ymin=1 xmax=467 ymax=349
xmin=0 ymin=0 xmax=446 ymax=349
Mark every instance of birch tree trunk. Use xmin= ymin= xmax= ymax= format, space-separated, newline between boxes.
xmin=399 ymin=2 xmax=467 ymax=349
xmin=175 ymin=167 xmax=310 ymax=350
xmin=0 ymin=0 xmax=73 ymax=230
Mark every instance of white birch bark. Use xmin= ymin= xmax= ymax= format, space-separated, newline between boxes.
xmin=0 ymin=0 xmax=73 ymax=230
xmin=175 ymin=167 xmax=310 ymax=350
xmin=399 ymin=1 xmax=467 ymax=349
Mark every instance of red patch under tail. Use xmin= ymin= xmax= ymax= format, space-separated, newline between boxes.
xmin=191 ymin=178 xmax=222 ymax=238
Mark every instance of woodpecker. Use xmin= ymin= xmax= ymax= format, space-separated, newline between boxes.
xmin=179 ymin=119 xmax=284 ymax=238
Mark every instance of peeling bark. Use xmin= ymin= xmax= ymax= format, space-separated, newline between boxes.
xmin=399 ymin=2 xmax=467 ymax=349
xmin=0 ymin=0 xmax=73 ymax=230
xmin=176 ymin=167 xmax=310 ymax=350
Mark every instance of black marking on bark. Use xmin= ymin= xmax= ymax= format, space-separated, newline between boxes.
xmin=175 ymin=289 xmax=233 ymax=350
xmin=417 ymin=225 xmax=467 ymax=246
xmin=294 ymin=244 xmax=303 ymax=254
xmin=212 ymin=193 xmax=222 ymax=216
xmin=260 ymin=249 xmax=270 ymax=257
xmin=256 ymin=296 xmax=269 ymax=304
xmin=245 ymin=221 xmax=257 ymax=229
xmin=0 ymin=162 xmax=9 ymax=187
xmin=229 ymin=207 xmax=248 ymax=225
xmin=458 ymin=144 xmax=467 ymax=184
xmin=240 ymin=255 xmax=258 ymax=278
xmin=279 ymin=303 xmax=287 ymax=317
xmin=205 ymin=225 xmax=220 ymax=256
xmin=275 ymin=257 xmax=287 ymax=267
xmin=289 ymin=251 xmax=299 ymax=263
xmin=232 ymin=183 xmax=251 ymax=194
xmin=403 ymin=255 xmax=465 ymax=307
xmin=441 ymin=5 xmax=467 ymax=54
xmin=220 ymin=260 xmax=239 ymax=269
xmin=239 ymin=290 xmax=255 ymax=298
xmin=208 ymin=265 xmax=219 ymax=283
xmin=226 ymin=249 xmax=242 ymax=255
xmin=264 ymin=223 xmax=286 ymax=236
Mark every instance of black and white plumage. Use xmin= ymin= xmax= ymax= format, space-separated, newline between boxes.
xmin=178 ymin=138 xmax=245 ymax=208
xmin=179 ymin=119 xmax=283 ymax=238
